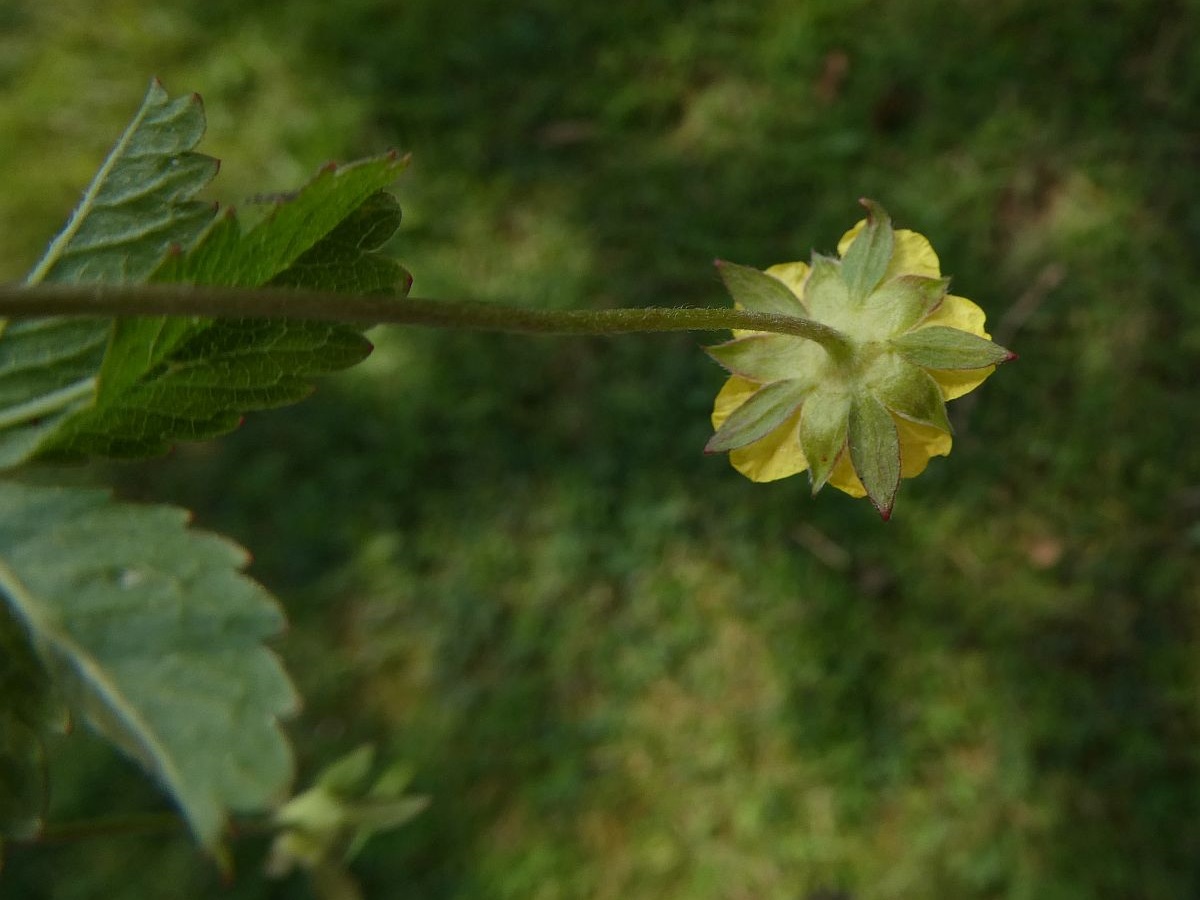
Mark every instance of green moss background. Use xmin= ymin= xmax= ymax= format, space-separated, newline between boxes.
xmin=2 ymin=0 xmax=1199 ymax=897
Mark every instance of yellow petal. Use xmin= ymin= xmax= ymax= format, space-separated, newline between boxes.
xmin=896 ymin=416 xmax=952 ymax=477
xmin=828 ymin=452 xmax=867 ymax=497
xmin=836 ymin=221 xmax=864 ymax=257
xmin=928 ymin=366 xmax=994 ymax=401
xmin=711 ymin=375 xmax=760 ymax=429
xmin=764 ymin=261 xmax=810 ymax=298
xmin=838 ymin=221 xmax=941 ymax=279
xmin=728 ymin=409 xmax=807 ymax=482
xmin=712 ymin=376 xmax=808 ymax=482
xmin=921 ymin=293 xmax=989 ymax=338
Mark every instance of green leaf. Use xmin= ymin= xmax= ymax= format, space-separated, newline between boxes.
xmin=848 ymin=393 xmax=901 ymax=519
xmin=24 ymin=79 xmax=218 ymax=287
xmin=0 ymin=80 xmax=219 ymax=470
xmin=156 ymin=153 xmax=409 ymax=288
xmin=891 ymin=326 xmax=1012 ymax=370
xmin=0 ymin=482 xmax=298 ymax=849
xmin=798 ymin=387 xmax=850 ymax=493
xmin=839 ymin=199 xmax=894 ymax=303
xmin=715 ymin=260 xmax=807 ymax=316
xmin=37 ymin=168 xmax=410 ymax=460
xmin=269 ymin=191 xmax=411 ymax=296
xmin=0 ymin=603 xmax=62 ymax=840
xmin=705 ymin=333 xmax=824 ymax=384
xmin=41 ymin=320 xmax=372 ymax=458
xmin=0 ymin=319 xmax=109 ymax=469
xmin=705 ymin=379 xmax=808 ymax=454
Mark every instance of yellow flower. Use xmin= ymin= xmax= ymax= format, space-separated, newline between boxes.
xmin=707 ymin=201 xmax=1012 ymax=518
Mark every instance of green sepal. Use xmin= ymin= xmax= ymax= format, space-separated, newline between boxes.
xmin=802 ymin=253 xmax=850 ymax=324
xmin=705 ymin=379 xmax=807 ymax=454
xmin=705 ymin=334 xmax=824 ymax=384
xmin=798 ymin=388 xmax=850 ymax=493
xmin=871 ymin=358 xmax=952 ymax=434
xmin=848 ymin=393 xmax=901 ymax=519
xmin=715 ymin=260 xmax=806 ymax=316
xmin=861 ymin=274 xmax=950 ymax=338
xmin=891 ymin=326 xmax=1012 ymax=370
xmin=839 ymin=199 xmax=894 ymax=303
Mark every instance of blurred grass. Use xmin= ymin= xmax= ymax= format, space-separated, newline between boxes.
xmin=3 ymin=0 xmax=1200 ymax=897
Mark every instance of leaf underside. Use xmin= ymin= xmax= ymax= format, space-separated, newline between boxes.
xmin=0 ymin=481 xmax=298 ymax=848
xmin=0 ymin=79 xmax=410 ymax=465
xmin=0 ymin=80 xmax=219 ymax=470
xmin=42 ymin=162 xmax=410 ymax=460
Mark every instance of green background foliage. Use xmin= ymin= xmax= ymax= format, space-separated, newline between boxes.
xmin=2 ymin=0 xmax=1198 ymax=897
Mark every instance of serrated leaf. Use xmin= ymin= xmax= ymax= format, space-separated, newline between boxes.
xmin=156 ymin=153 xmax=409 ymax=288
xmin=270 ymin=191 xmax=412 ymax=297
xmin=24 ymin=79 xmax=218 ymax=287
xmin=705 ymin=379 xmax=808 ymax=454
xmin=839 ymin=199 xmax=894 ymax=303
xmin=0 ymin=80 xmax=219 ymax=471
xmin=0 ymin=318 xmax=109 ymax=469
xmin=798 ymin=387 xmax=850 ymax=494
xmin=891 ymin=326 xmax=1012 ymax=370
xmin=848 ymin=393 xmax=901 ymax=519
xmin=36 ymin=165 xmax=410 ymax=460
xmin=715 ymin=260 xmax=807 ymax=316
xmin=43 ymin=319 xmax=372 ymax=458
xmin=0 ymin=482 xmax=298 ymax=848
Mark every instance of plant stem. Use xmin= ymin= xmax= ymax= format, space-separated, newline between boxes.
xmin=21 ymin=811 xmax=275 ymax=845
xmin=28 ymin=812 xmax=189 ymax=844
xmin=0 ymin=283 xmax=852 ymax=349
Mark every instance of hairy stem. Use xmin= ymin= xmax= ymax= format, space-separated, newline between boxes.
xmin=0 ymin=283 xmax=852 ymax=348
